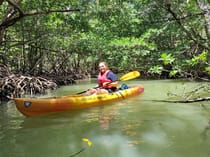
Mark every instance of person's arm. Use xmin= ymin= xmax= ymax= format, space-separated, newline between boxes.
xmin=107 ymin=71 xmax=117 ymax=81
xmin=102 ymin=71 xmax=118 ymax=88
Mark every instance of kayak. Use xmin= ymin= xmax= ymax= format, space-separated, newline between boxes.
xmin=14 ymin=85 xmax=144 ymax=117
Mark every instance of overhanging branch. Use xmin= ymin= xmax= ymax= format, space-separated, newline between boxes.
xmin=6 ymin=0 xmax=24 ymax=15
xmin=162 ymin=4 xmax=209 ymax=50
xmin=0 ymin=8 xmax=80 ymax=28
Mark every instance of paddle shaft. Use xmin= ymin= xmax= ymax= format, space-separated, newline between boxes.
xmin=77 ymin=80 xmax=117 ymax=94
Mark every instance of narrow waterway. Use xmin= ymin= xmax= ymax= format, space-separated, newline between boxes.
xmin=0 ymin=80 xmax=210 ymax=157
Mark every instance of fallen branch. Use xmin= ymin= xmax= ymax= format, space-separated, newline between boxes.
xmin=144 ymin=97 xmax=210 ymax=103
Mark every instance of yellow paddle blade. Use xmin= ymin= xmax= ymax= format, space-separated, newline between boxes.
xmin=120 ymin=71 xmax=140 ymax=81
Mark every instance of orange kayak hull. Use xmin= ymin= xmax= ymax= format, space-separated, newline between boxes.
xmin=14 ymin=85 xmax=144 ymax=116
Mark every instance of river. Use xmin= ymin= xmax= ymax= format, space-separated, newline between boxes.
xmin=0 ymin=80 xmax=210 ymax=157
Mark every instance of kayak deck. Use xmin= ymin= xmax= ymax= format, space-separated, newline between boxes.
xmin=14 ymin=85 xmax=144 ymax=116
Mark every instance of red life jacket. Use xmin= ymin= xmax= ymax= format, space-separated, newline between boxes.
xmin=97 ymin=70 xmax=112 ymax=88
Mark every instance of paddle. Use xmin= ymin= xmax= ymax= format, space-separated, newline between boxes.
xmin=77 ymin=71 xmax=140 ymax=94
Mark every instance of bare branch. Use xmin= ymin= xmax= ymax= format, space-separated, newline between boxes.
xmin=6 ymin=0 xmax=24 ymax=15
xmin=0 ymin=8 xmax=80 ymax=28
xmin=163 ymin=4 xmax=209 ymax=50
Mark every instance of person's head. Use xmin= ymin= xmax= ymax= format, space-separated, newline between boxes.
xmin=98 ymin=62 xmax=108 ymax=74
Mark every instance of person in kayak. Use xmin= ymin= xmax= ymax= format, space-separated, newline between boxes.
xmin=85 ymin=61 xmax=118 ymax=95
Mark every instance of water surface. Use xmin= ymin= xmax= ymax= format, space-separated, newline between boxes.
xmin=0 ymin=80 xmax=210 ymax=157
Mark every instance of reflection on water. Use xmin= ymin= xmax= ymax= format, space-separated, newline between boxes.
xmin=0 ymin=80 xmax=210 ymax=157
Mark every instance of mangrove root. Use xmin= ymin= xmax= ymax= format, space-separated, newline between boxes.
xmin=0 ymin=74 xmax=57 ymax=99
xmin=0 ymin=63 xmax=10 ymax=78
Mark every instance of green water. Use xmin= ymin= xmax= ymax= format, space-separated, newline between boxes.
xmin=0 ymin=80 xmax=210 ymax=157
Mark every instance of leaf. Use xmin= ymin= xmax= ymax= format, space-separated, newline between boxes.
xmin=169 ymin=70 xmax=178 ymax=77
xmin=148 ymin=65 xmax=163 ymax=75
xmin=159 ymin=53 xmax=175 ymax=65
xmin=82 ymin=138 xmax=92 ymax=147
xmin=187 ymin=51 xmax=207 ymax=66
xmin=205 ymin=66 xmax=210 ymax=75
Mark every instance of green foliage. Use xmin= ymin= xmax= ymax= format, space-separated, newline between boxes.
xmin=148 ymin=65 xmax=163 ymax=75
xmin=109 ymin=36 xmax=156 ymax=50
xmin=187 ymin=51 xmax=207 ymax=66
xmin=169 ymin=70 xmax=178 ymax=77
xmin=159 ymin=53 xmax=175 ymax=65
xmin=205 ymin=66 xmax=210 ymax=75
xmin=0 ymin=0 xmax=209 ymax=79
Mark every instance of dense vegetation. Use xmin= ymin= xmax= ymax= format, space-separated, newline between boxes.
xmin=0 ymin=0 xmax=209 ymax=80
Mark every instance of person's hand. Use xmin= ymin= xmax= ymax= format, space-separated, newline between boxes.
xmin=102 ymin=82 xmax=109 ymax=88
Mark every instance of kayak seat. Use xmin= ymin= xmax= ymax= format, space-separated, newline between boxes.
xmin=105 ymin=84 xmax=129 ymax=94
xmin=119 ymin=84 xmax=129 ymax=90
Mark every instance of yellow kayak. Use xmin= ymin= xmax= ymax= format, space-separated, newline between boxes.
xmin=14 ymin=85 xmax=144 ymax=117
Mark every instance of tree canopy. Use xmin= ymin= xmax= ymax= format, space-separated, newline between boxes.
xmin=0 ymin=0 xmax=209 ymax=80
